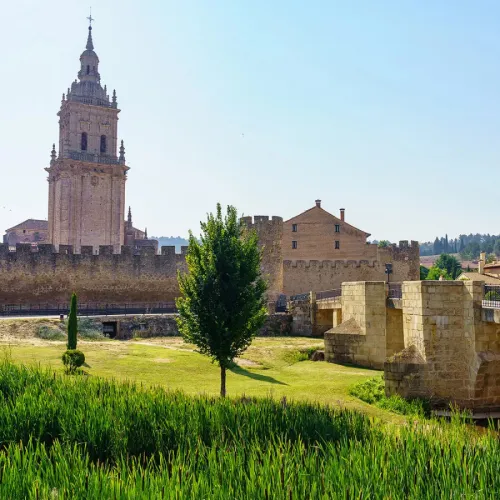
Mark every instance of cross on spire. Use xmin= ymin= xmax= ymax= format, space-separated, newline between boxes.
xmin=87 ymin=8 xmax=94 ymax=27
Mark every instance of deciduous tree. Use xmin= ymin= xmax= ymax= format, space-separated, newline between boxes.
xmin=176 ymin=204 xmax=267 ymax=397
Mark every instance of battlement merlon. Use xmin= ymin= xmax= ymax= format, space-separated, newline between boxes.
xmin=240 ymin=215 xmax=283 ymax=226
xmin=0 ymin=243 xmax=188 ymax=261
xmin=283 ymin=259 xmax=378 ymax=269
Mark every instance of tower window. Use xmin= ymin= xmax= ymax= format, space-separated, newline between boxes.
xmin=81 ymin=132 xmax=88 ymax=151
xmin=86 ymin=65 xmax=90 ymax=75
xmin=100 ymin=135 xmax=107 ymax=153
xmin=335 ymin=224 xmax=340 ymax=233
xmin=292 ymin=224 xmax=297 ymax=232
xmin=335 ymin=240 xmax=340 ymax=249
xmin=292 ymin=241 xmax=297 ymax=249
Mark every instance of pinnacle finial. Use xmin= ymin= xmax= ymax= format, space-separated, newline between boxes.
xmin=127 ymin=206 xmax=132 ymax=224
xmin=119 ymin=140 xmax=126 ymax=164
xmin=50 ymin=144 xmax=56 ymax=166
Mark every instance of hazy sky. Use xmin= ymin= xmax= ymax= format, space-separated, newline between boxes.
xmin=1 ymin=1 xmax=499 ymax=242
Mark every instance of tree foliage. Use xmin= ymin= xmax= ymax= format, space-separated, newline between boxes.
xmin=176 ymin=204 xmax=267 ymax=397
xmin=67 ymin=293 xmax=78 ymax=350
xmin=377 ymin=240 xmax=391 ymax=248
xmin=426 ymin=266 xmax=451 ymax=280
xmin=420 ymin=233 xmax=500 ymax=258
xmin=434 ymin=254 xmax=462 ymax=279
xmin=420 ymin=266 xmax=429 ymax=280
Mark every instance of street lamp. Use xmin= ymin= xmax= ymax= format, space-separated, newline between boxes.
xmin=385 ymin=263 xmax=393 ymax=284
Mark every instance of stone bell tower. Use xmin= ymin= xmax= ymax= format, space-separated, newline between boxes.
xmin=46 ymin=19 xmax=128 ymax=253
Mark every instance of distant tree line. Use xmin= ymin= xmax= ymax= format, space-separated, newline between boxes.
xmin=420 ymin=234 xmax=500 ymax=261
xmin=152 ymin=236 xmax=190 ymax=252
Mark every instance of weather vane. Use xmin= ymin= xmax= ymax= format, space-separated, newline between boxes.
xmin=87 ymin=7 xmax=94 ymax=26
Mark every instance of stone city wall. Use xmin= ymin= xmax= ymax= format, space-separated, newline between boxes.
xmin=0 ymin=244 xmax=187 ymax=309
xmin=283 ymin=241 xmax=419 ymax=296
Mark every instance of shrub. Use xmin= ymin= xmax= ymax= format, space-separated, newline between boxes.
xmin=36 ymin=325 xmax=66 ymax=341
xmin=485 ymin=290 xmax=500 ymax=302
xmin=349 ymin=376 xmax=430 ymax=417
xmin=62 ymin=349 xmax=85 ymax=373
xmin=283 ymin=347 xmax=319 ymax=364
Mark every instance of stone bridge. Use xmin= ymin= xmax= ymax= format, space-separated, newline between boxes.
xmin=288 ymin=281 xmax=500 ymax=413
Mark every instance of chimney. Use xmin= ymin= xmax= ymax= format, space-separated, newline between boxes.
xmin=315 ymin=199 xmax=321 ymax=208
xmin=479 ymin=252 xmax=486 ymax=275
xmin=340 ymin=208 xmax=345 ymax=221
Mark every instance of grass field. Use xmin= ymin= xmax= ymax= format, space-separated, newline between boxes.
xmin=0 ymin=361 xmax=498 ymax=498
xmin=0 ymin=317 xmax=390 ymax=418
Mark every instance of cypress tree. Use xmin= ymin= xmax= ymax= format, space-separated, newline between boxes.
xmin=67 ymin=293 xmax=78 ymax=350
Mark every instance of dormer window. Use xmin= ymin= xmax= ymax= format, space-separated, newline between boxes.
xmin=100 ymin=135 xmax=107 ymax=153
xmin=81 ymin=132 xmax=88 ymax=151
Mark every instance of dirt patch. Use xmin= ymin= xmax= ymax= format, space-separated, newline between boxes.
xmin=234 ymin=358 xmax=261 ymax=368
xmin=153 ymin=358 xmax=173 ymax=364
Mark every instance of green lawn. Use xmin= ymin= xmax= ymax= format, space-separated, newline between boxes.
xmin=0 ymin=330 xmax=390 ymax=418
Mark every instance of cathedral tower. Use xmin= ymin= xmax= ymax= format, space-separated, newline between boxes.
xmin=46 ymin=20 xmax=128 ymax=253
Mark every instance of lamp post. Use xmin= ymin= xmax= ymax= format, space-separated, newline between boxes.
xmin=385 ymin=263 xmax=393 ymax=284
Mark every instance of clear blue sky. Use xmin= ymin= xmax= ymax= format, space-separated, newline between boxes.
xmin=1 ymin=0 xmax=499 ymax=242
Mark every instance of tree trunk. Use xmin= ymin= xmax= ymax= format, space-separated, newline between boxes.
xmin=220 ymin=365 xmax=226 ymax=398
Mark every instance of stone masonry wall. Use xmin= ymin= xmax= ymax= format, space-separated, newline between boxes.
xmin=0 ymin=244 xmax=187 ymax=309
xmin=283 ymin=241 xmax=419 ymax=296
xmin=324 ymin=282 xmax=387 ymax=369
xmin=385 ymin=280 xmax=500 ymax=411
xmin=241 ymin=216 xmax=283 ymax=301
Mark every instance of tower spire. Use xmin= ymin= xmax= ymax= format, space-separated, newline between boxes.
xmin=86 ymin=9 xmax=94 ymax=50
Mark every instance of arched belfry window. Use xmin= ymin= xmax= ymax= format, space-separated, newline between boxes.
xmin=100 ymin=135 xmax=107 ymax=153
xmin=86 ymin=65 xmax=90 ymax=75
xmin=81 ymin=132 xmax=88 ymax=151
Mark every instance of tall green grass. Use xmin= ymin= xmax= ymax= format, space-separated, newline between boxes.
xmin=0 ymin=362 xmax=498 ymax=498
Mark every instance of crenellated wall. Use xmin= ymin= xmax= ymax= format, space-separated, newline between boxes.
xmin=283 ymin=241 xmax=419 ymax=295
xmin=1 ymin=222 xmax=418 ymax=310
xmin=0 ymin=244 xmax=187 ymax=308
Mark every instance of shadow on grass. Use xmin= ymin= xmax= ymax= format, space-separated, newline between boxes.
xmin=229 ymin=365 xmax=288 ymax=385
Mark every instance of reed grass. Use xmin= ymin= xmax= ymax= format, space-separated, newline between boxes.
xmin=0 ymin=361 xmax=497 ymax=498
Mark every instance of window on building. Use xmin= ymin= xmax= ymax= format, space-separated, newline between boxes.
xmin=335 ymin=224 xmax=340 ymax=233
xmin=292 ymin=224 xmax=297 ymax=232
xmin=100 ymin=135 xmax=107 ymax=153
xmin=81 ymin=132 xmax=88 ymax=151
xmin=335 ymin=240 xmax=340 ymax=249
xmin=86 ymin=65 xmax=90 ymax=75
xmin=292 ymin=241 xmax=298 ymax=249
